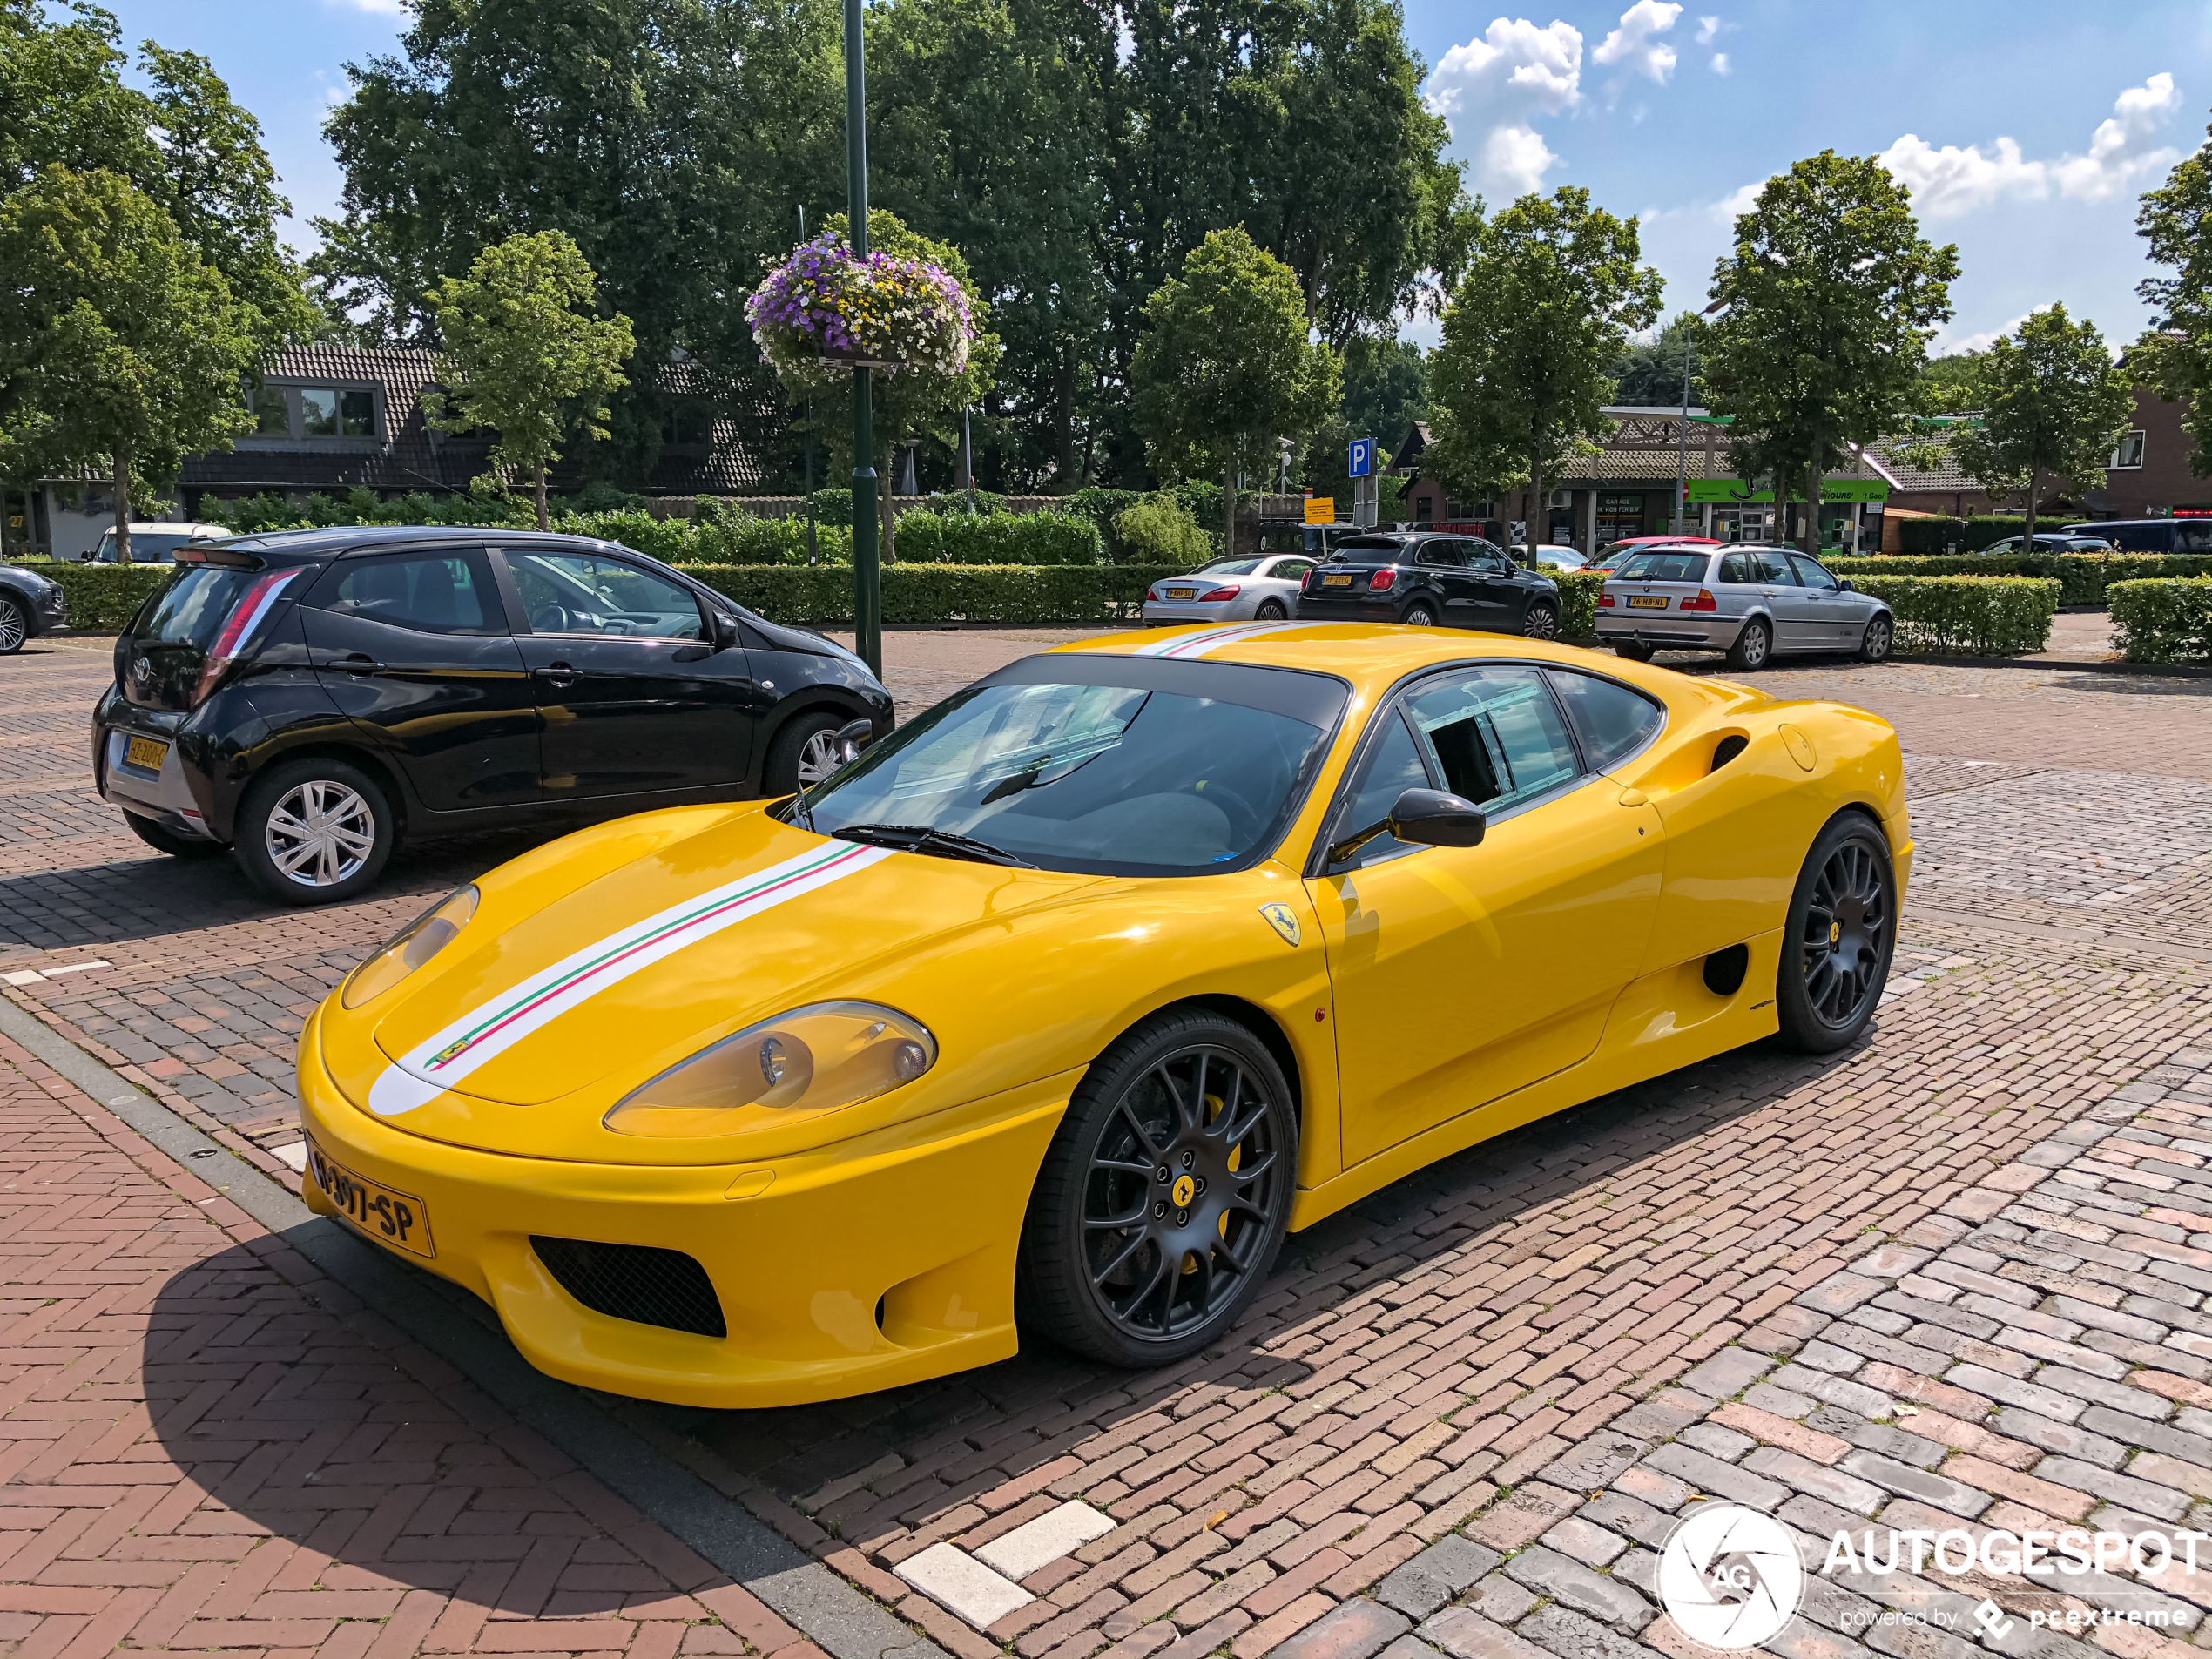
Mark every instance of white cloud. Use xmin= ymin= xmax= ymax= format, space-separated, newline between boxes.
xmin=1878 ymin=73 xmax=2183 ymax=219
xmin=1594 ymin=2 xmax=1683 ymax=84
xmin=1425 ymin=17 xmax=1583 ymax=193
xmin=1710 ymin=51 xmax=1730 ymax=76
xmin=1694 ymin=14 xmax=1720 ymax=44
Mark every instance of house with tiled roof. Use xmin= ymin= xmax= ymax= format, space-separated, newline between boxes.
xmin=10 ymin=345 xmax=765 ymax=558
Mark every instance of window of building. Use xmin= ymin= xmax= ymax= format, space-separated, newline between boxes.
xmin=248 ymin=385 xmax=288 ymax=435
xmin=663 ymin=404 xmax=713 ymax=447
xmin=2112 ymin=430 xmax=2147 ymax=470
xmin=299 ymin=388 xmax=378 ymax=438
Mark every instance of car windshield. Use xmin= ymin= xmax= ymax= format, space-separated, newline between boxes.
xmin=791 ymin=659 xmax=1346 ymax=876
xmin=93 ymin=531 xmax=199 ymax=563
xmin=1614 ymin=550 xmax=1711 ymax=582
xmin=1196 ymin=557 xmax=1263 ymax=575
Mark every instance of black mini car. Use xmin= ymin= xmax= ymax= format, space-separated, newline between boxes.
xmin=1294 ymin=532 xmax=1563 ymax=637
xmin=93 ymin=526 xmax=893 ymax=904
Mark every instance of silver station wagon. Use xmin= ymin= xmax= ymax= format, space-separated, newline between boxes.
xmin=1596 ymin=543 xmax=1895 ymax=670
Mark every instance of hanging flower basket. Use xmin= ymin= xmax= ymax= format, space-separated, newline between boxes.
xmin=746 ymin=233 xmax=975 ymax=390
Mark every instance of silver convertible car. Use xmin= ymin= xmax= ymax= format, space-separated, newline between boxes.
xmin=1142 ymin=554 xmax=1318 ymax=625
xmin=1596 ymin=543 xmax=1894 ymax=670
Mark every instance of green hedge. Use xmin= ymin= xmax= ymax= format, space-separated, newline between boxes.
xmin=2110 ymin=577 xmax=2212 ymax=664
xmin=1832 ymin=552 xmax=2212 ymax=605
xmin=678 ymin=563 xmax=1182 ymax=625
xmin=1557 ymin=571 xmax=1603 ymax=643
xmin=1849 ymin=575 xmax=2059 ymax=656
xmin=891 ymin=509 xmax=1103 ymax=566
xmin=7 ymin=559 xmax=170 ymax=629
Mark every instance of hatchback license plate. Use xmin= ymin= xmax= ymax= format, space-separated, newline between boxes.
xmin=1166 ymin=587 xmax=1195 ymax=599
xmin=307 ymin=1136 xmax=436 ymax=1258
xmin=123 ymin=734 xmax=168 ymax=771
xmin=1626 ymin=595 xmax=1669 ymax=610
xmin=1322 ymin=573 xmax=1354 ymax=587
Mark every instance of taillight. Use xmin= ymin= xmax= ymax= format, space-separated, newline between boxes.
xmin=1598 ymin=592 xmax=1615 ymax=607
xmin=1370 ymin=570 xmax=1397 ymax=592
xmin=193 ymin=569 xmax=300 ymax=705
xmin=1199 ymin=585 xmax=1240 ymax=601
xmin=1682 ymin=590 xmax=1719 ymax=612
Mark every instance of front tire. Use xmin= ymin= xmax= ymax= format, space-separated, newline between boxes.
xmin=1777 ymin=815 xmax=1895 ymax=1053
xmin=0 ymin=597 xmax=25 ymax=654
xmin=233 ymin=758 xmax=395 ymax=905
xmin=122 ymin=812 xmax=227 ymax=859
xmin=1858 ymin=614 xmax=1893 ymax=663
xmin=1725 ymin=617 xmax=1772 ymax=671
xmin=764 ymin=711 xmax=848 ymax=797
xmin=1017 ymin=1009 xmax=1295 ymax=1366
xmin=1521 ymin=600 xmax=1559 ymax=640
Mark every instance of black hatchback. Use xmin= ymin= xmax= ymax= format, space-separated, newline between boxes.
xmin=1294 ymin=533 xmax=1563 ymax=637
xmin=93 ymin=526 xmax=893 ymax=904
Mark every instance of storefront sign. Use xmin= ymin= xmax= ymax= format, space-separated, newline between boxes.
xmin=1687 ymin=479 xmax=1890 ymax=505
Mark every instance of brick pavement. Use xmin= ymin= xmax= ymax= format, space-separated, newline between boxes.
xmin=10 ymin=627 xmax=2212 ymax=1659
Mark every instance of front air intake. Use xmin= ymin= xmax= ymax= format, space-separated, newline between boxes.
xmin=530 ymin=1237 xmax=726 ymax=1338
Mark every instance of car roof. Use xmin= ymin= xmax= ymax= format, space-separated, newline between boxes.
xmin=215 ymin=523 xmax=644 ymax=560
xmin=109 ymin=521 xmax=225 ymax=535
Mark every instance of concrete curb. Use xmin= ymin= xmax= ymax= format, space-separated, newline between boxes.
xmin=0 ymin=994 xmax=946 ymax=1659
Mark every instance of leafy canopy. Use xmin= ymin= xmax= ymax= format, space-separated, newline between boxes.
xmin=1950 ymin=305 xmax=2134 ymax=533
xmin=1703 ymin=150 xmax=1957 ymax=522
xmin=1425 ymin=187 xmax=1661 ymax=516
xmin=425 ymin=231 xmax=636 ymax=528
xmin=2133 ymin=108 xmax=2212 ymax=476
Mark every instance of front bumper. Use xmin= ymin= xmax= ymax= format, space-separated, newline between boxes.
xmin=297 ymin=1006 xmax=1073 ymax=1408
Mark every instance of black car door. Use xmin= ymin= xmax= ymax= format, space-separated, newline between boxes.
xmin=298 ymin=545 xmax=541 ymax=811
xmin=1412 ymin=539 xmax=1477 ymax=624
xmin=498 ymin=547 xmax=755 ymax=799
xmin=1463 ymin=541 xmax=1527 ymax=631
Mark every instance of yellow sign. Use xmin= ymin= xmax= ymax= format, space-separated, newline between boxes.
xmin=1305 ymin=497 xmax=1335 ymax=525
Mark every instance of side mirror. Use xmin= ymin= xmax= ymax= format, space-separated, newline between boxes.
xmin=710 ymin=609 xmax=739 ymax=651
xmin=1329 ymin=787 xmax=1487 ymax=864
xmin=1837 ymin=577 xmax=1855 ymax=592
xmin=833 ymin=717 xmax=874 ymax=766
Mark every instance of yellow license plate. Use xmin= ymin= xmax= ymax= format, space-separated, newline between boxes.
xmin=307 ymin=1136 xmax=436 ymax=1258
xmin=1167 ymin=587 xmax=1196 ymax=599
xmin=1627 ymin=595 xmax=1669 ymax=609
xmin=124 ymin=734 xmax=168 ymax=771
xmin=1322 ymin=573 xmax=1354 ymax=587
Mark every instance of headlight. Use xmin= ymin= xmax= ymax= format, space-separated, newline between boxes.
xmin=341 ymin=886 xmax=478 ymax=1009
xmin=603 ymin=1001 xmax=936 ymax=1137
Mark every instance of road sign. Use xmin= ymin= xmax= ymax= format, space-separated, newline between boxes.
xmin=1305 ymin=497 xmax=1336 ymax=525
xmin=1348 ymin=438 xmax=1374 ymax=478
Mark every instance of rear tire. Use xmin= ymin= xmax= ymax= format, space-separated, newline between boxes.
xmin=233 ymin=758 xmax=395 ymax=906
xmin=1401 ymin=601 xmax=1440 ymax=628
xmin=1858 ymin=614 xmax=1893 ymax=663
xmin=1725 ymin=617 xmax=1772 ymax=671
xmin=765 ymin=711 xmax=847 ymax=797
xmin=1255 ymin=599 xmax=1288 ymax=621
xmin=122 ymin=812 xmax=227 ymax=859
xmin=1017 ymin=1009 xmax=1295 ymax=1367
xmin=1521 ymin=600 xmax=1559 ymax=640
xmin=1776 ymin=815 xmax=1895 ymax=1053
xmin=1612 ymin=642 xmax=1656 ymax=663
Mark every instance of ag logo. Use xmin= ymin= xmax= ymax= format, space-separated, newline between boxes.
xmin=1258 ymin=902 xmax=1301 ymax=947
xmin=1656 ymin=1504 xmax=1802 ymax=1649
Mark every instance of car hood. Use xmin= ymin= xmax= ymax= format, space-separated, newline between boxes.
xmin=327 ymin=804 xmax=1114 ymax=1159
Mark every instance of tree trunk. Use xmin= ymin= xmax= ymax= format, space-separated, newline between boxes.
xmin=1053 ymin=346 xmax=1077 ymax=492
xmin=1223 ymin=461 xmax=1237 ymax=557
xmin=113 ymin=454 xmax=132 ymax=564
xmin=534 ymin=462 xmax=550 ymax=533
xmin=1527 ymin=426 xmax=1546 ymax=562
xmin=880 ymin=445 xmax=897 ymax=563
xmin=2024 ymin=472 xmax=2040 ymax=549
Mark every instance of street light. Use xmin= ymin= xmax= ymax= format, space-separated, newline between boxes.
xmin=843 ymin=0 xmax=880 ymax=676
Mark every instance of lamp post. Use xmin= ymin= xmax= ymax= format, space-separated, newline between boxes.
xmin=843 ymin=0 xmax=880 ymax=675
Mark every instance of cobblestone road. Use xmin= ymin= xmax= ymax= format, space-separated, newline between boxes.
xmin=9 ymin=629 xmax=2212 ymax=1659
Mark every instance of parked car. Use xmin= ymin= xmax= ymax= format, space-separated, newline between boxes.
xmin=1511 ymin=543 xmax=1588 ymax=571
xmin=0 ymin=560 xmax=68 ymax=652
xmin=84 ymin=521 xmax=231 ymax=564
xmin=2060 ymin=518 xmax=2212 ymax=553
xmin=94 ymin=526 xmax=892 ymax=905
xmin=297 ymin=623 xmax=1904 ymax=1402
xmin=1143 ymin=554 xmax=1318 ymax=625
xmin=1596 ymin=543 xmax=1893 ymax=669
xmin=1979 ymin=533 xmax=2114 ymax=554
xmin=1296 ymin=533 xmax=1562 ymax=637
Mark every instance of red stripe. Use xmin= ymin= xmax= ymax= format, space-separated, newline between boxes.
xmin=426 ymin=845 xmax=873 ymax=1068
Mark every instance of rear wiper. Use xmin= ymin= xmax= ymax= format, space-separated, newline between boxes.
xmin=831 ymin=822 xmax=1036 ymax=868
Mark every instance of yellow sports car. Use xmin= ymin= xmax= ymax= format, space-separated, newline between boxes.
xmin=299 ymin=621 xmax=1906 ymax=1407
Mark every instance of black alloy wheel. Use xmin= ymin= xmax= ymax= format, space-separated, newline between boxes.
xmin=1777 ymin=815 xmax=1895 ymax=1052
xmin=1019 ymin=1010 xmax=1294 ymax=1366
xmin=1401 ymin=600 xmax=1440 ymax=628
xmin=1522 ymin=600 xmax=1560 ymax=640
xmin=1726 ymin=616 xmax=1772 ymax=671
xmin=1858 ymin=614 xmax=1893 ymax=663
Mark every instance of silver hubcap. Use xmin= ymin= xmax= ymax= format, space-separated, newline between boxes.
xmin=796 ymin=730 xmax=844 ymax=789
xmin=0 ymin=602 xmax=23 ymax=650
xmin=1867 ymin=620 xmax=1890 ymax=657
xmin=1526 ymin=606 xmax=1556 ymax=639
xmin=265 ymin=780 xmax=375 ymax=887
xmin=1742 ymin=625 xmax=1768 ymax=665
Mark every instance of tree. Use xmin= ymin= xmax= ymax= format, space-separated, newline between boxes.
xmin=1426 ymin=188 xmax=1660 ymax=544
xmin=1917 ymin=348 xmax=1985 ymax=414
xmin=1703 ymin=152 xmax=1958 ymax=554
xmin=425 ymin=232 xmax=636 ymax=530
xmin=0 ymin=166 xmax=259 ymax=560
xmin=1301 ymin=335 xmax=1427 ymax=496
xmin=1947 ymin=307 xmax=2133 ymax=542
xmin=2133 ymin=111 xmax=2212 ymax=475
xmin=1610 ymin=312 xmax=1709 ymax=409
xmin=0 ymin=2 xmax=309 ymax=350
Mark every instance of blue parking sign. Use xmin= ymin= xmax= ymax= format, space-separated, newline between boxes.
xmin=1348 ymin=437 xmax=1373 ymax=478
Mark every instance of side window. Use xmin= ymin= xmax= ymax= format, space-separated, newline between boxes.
xmin=2177 ymin=523 xmax=2212 ymax=554
xmin=2111 ymin=523 xmax=2168 ymax=552
xmin=506 ymin=551 xmax=705 ymax=640
xmin=1414 ymin=542 xmax=1463 ymax=568
xmin=1273 ymin=558 xmax=1315 ymax=581
xmin=1791 ymin=556 xmax=1839 ymax=591
xmin=1332 ymin=711 xmax=1433 ymax=866
xmin=1403 ymin=669 xmax=1581 ymax=814
xmin=1753 ymin=552 xmax=1799 ymax=585
xmin=1717 ymin=553 xmax=1757 ymax=584
xmin=1548 ymin=671 xmax=1663 ymax=772
xmin=310 ymin=550 xmax=501 ymax=636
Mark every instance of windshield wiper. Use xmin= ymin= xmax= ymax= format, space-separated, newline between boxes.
xmin=830 ymin=822 xmax=1036 ymax=868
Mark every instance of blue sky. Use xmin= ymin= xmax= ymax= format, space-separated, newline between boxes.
xmin=102 ymin=0 xmax=2212 ymax=358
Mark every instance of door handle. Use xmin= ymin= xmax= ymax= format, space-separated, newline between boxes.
xmin=536 ymin=662 xmax=579 ymax=686
xmin=335 ymin=655 xmax=386 ymax=673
